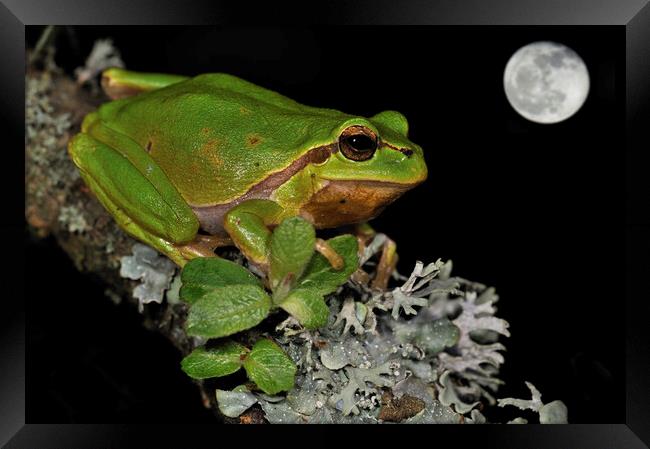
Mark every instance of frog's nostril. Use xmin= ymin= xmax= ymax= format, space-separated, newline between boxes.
xmin=402 ymin=149 xmax=413 ymax=157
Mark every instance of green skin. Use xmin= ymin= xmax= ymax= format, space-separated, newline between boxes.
xmin=68 ymin=68 xmax=428 ymax=268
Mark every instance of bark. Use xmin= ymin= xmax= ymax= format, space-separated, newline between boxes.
xmin=25 ymin=66 xmax=262 ymax=423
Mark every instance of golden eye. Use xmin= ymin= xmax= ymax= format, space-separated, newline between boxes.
xmin=338 ymin=125 xmax=377 ymax=162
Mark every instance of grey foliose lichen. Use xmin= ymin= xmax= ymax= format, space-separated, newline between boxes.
xmin=120 ymin=243 xmax=177 ymax=312
xmin=212 ymin=233 xmax=567 ymax=424
xmin=75 ymin=39 xmax=125 ymax=86
xmin=497 ymin=381 xmax=568 ymax=424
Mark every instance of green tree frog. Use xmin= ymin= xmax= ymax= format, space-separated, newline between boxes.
xmin=68 ymin=68 xmax=428 ymax=281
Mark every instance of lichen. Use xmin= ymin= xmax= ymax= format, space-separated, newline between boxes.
xmin=438 ymin=370 xmax=480 ymax=414
xmin=497 ymin=381 xmax=568 ymax=424
xmin=26 ymin=65 xmax=86 ymax=239
xmin=332 ymin=297 xmax=365 ymax=336
xmin=390 ymin=259 xmax=453 ymax=319
xmin=327 ymin=362 xmax=396 ymax=415
xmin=26 ymin=74 xmax=72 ymax=145
xmin=216 ymin=389 xmax=258 ymax=418
xmin=220 ymin=242 xmax=566 ymax=424
xmin=165 ymin=272 xmax=183 ymax=305
xmin=193 ymin=248 xmax=484 ymax=422
xmin=58 ymin=204 xmax=90 ymax=233
xmin=119 ymin=243 xmax=177 ymax=311
xmin=75 ymin=39 xmax=125 ymax=87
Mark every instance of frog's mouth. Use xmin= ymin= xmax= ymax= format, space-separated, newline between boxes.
xmin=299 ymin=179 xmax=416 ymax=229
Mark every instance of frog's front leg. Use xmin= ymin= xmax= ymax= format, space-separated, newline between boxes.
xmin=373 ymin=236 xmax=398 ymax=291
xmin=68 ymin=126 xmax=215 ymax=267
xmin=354 ymin=223 xmax=399 ymax=291
xmin=224 ymin=200 xmax=346 ymax=274
xmin=223 ymin=199 xmax=285 ymax=270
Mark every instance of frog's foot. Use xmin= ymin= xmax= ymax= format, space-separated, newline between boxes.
xmin=177 ymin=234 xmax=233 ymax=260
xmin=352 ymin=223 xmax=398 ymax=291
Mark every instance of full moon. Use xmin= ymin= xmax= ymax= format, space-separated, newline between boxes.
xmin=504 ymin=41 xmax=590 ymax=124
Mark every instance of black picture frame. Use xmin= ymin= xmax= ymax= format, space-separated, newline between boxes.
xmin=7 ymin=0 xmax=649 ymax=447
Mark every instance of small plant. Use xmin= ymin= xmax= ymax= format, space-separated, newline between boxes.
xmin=181 ymin=339 xmax=296 ymax=395
xmin=179 ymin=216 xmax=359 ymax=394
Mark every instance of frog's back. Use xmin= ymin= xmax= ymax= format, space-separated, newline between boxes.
xmin=95 ymin=73 xmax=352 ymax=206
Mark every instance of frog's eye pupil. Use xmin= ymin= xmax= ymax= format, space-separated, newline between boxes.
xmin=339 ymin=126 xmax=378 ymax=162
xmin=347 ymin=135 xmax=375 ymax=152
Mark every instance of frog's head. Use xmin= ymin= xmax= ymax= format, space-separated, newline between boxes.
xmin=300 ymin=110 xmax=428 ymax=228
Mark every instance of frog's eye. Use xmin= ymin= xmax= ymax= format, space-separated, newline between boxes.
xmin=339 ymin=125 xmax=378 ymax=162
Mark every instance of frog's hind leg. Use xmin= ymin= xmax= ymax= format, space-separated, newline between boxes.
xmin=185 ymin=233 xmax=234 ymax=258
xmin=101 ymin=68 xmax=189 ymax=99
xmin=68 ymin=130 xmax=208 ymax=267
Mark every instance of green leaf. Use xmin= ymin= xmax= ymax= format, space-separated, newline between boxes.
xmin=181 ymin=341 xmax=248 ymax=379
xmin=180 ymin=257 xmax=261 ymax=304
xmin=297 ymin=234 xmax=359 ymax=296
xmin=243 ymin=339 xmax=296 ymax=395
xmin=278 ymin=288 xmax=329 ymax=329
xmin=186 ymin=284 xmax=271 ymax=338
xmin=269 ymin=217 xmax=316 ymax=291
